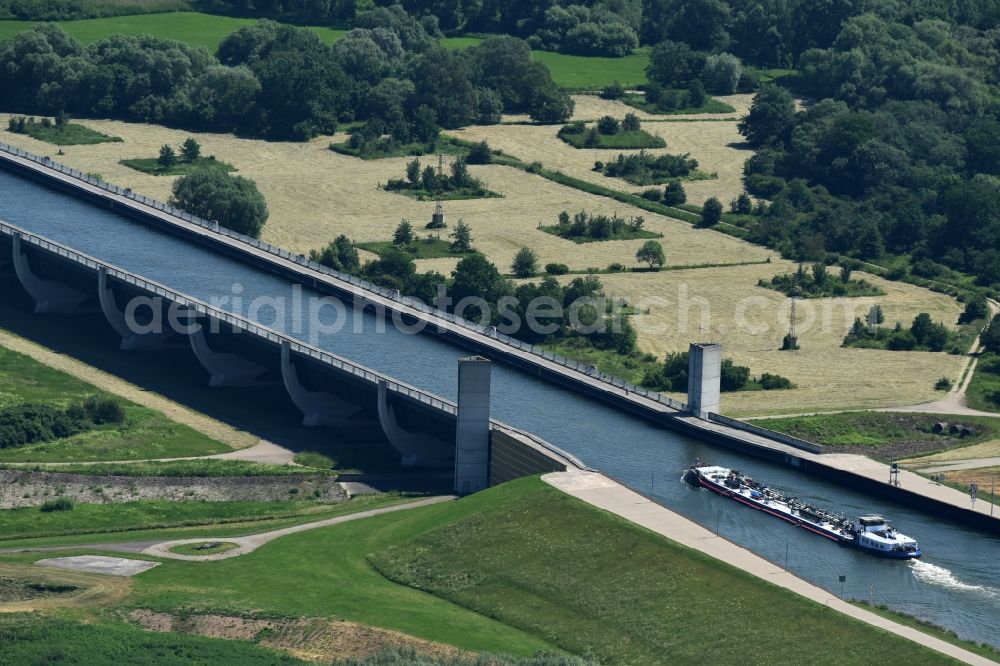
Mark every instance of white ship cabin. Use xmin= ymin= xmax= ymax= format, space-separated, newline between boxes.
xmin=855 ymin=515 xmax=916 ymax=552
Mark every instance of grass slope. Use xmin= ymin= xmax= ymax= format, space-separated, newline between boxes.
xmin=124 ymin=505 xmax=555 ymax=656
xmin=366 ymin=477 xmax=953 ymax=665
xmin=0 ymin=346 xmax=228 ymax=462
xmin=0 ymin=614 xmax=307 ymax=665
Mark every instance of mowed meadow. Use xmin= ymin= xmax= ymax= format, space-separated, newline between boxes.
xmin=0 ymin=111 xmax=969 ymax=415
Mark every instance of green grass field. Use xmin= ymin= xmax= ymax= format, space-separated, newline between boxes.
xmin=621 ymin=92 xmax=736 ymax=115
xmin=557 ymin=125 xmax=665 ymax=149
xmin=363 ymin=477 xmax=953 ymax=664
xmin=964 ymin=352 xmax=1000 ymax=412
xmin=0 ymin=494 xmax=406 ymax=546
xmin=0 ymin=614 xmax=308 ymax=665
xmin=0 ymin=15 xmax=647 ymax=89
xmin=754 ymin=411 xmax=999 ymax=459
xmin=168 ymin=540 xmax=240 ymax=556
xmin=358 ymin=239 xmax=477 ymax=259
xmin=0 ymin=13 xmax=344 ymax=51
xmin=0 ymin=346 xmax=228 ymax=462
xmin=9 ymin=120 xmax=121 ymax=145
xmin=120 ymin=155 xmax=235 ymax=176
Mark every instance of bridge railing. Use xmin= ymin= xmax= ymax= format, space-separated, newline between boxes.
xmin=0 ymin=219 xmax=458 ymax=418
xmin=0 ymin=142 xmax=689 ymax=414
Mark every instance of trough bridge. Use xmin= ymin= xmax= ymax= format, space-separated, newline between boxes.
xmin=2 ymin=142 xmax=1000 ymax=645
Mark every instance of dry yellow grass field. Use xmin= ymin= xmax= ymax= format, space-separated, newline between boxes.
xmin=453 ymin=111 xmax=750 ymax=206
xmin=590 ymin=261 xmax=965 ymax=416
xmin=0 ymin=115 xmax=763 ymax=272
xmin=901 ymin=440 xmax=1000 ymax=465
xmin=0 ymin=114 xmax=966 ymax=415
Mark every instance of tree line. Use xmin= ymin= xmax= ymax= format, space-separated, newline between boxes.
xmin=732 ymin=12 xmax=1000 ymax=291
xmin=0 ymin=8 xmax=572 ymax=141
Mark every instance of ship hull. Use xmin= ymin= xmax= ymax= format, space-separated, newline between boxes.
xmin=696 ymin=474 xmax=844 ymax=543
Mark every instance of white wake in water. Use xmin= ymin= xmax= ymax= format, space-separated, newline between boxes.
xmin=910 ymin=560 xmax=1000 ymax=598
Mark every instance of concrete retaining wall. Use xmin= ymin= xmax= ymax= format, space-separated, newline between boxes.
xmin=489 ymin=429 xmax=571 ymax=486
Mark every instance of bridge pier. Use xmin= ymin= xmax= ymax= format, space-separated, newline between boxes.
xmin=377 ymin=380 xmax=452 ymax=468
xmin=281 ymin=341 xmax=364 ymax=426
xmin=687 ymin=342 xmax=721 ymax=417
xmin=98 ymin=267 xmax=174 ymax=350
xmin=12 ymin=234 xmax=89 ymax=313
xmin=188 ymin=323 xmax=267 ymax=387
xmin=454 ymin=356 xmax=491 ymax=494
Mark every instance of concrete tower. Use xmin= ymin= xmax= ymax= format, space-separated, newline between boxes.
xmin=430 ymin=154 xmax=445 ymax=228
xmin=687 ymin=342 xmax=721 ymax=417
xmin=454 ymin=356 xmax=491 ymax=494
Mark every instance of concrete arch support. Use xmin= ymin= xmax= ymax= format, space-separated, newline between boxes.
xmin=188 ymin=325 xmax=267 ymax=387
xmin=281 ymin=341 xmax=363 ymax=426
xmin=98 ymin=267 xmax=173 ymax=350
xmin=12 ymin=234 xmax=89 ymax=313
xmin=377 ymin=380 xmax=452 ymax=468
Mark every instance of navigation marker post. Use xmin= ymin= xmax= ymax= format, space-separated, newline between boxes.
xmin=838 ymin=575 xmax=846 ymax=600
xmin=970 ymin=483 xmax=978 ymax=509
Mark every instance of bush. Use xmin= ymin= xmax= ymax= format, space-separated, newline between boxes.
xmin=759 ymin=373 xmax=793 ymax=390
xmin=466 ymin=140 xmax=492 ymax=165
xmin=935 ymin=377 xmax=952 ymax=390
xmin=83 ymin=395 xmax=125 ymax=425
xmin=641 ymin=188 xmax=662 ymax=202
xmin=601 ymin=81 xmax=625 ymax=99
xmin=545 ymin=263 xmax=570 ymax=275
xmin=608 ymin=262 xmax=626 ymax=272
xmin=40 ymin=497 xmax=74 ymax=512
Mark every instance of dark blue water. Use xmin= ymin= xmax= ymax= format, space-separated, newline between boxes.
xmin=1 ymin=169 xmax=998 ymax=647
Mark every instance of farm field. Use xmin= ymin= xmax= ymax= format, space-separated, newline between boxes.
xmin=591 ymin=262 xmax=965 ymax=416
xmin=0 ymin=15 xmax=648 ymax=89
xmin=0 ymin=114 xmax=767 ymax=274
xmin=0 ymin=113 xmax=970 ymax=415
xmin=453 ymin=98 xmax=753 ymax=206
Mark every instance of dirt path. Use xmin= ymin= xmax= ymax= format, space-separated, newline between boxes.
xmin=0 ymin=327 xmax=270 ymax=454
xmin=140 ymin=495 xmax=454 ymax=560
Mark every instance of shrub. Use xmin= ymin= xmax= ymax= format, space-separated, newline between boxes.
xmin=759 ymin=373 xmax=793 ymax=390
xmin=545 ymin=263 xmax=570 ymax=275
xmin=597 ymin=115 xmax=619 ymax=135
xmin=701 ymin=197 xmax=723 ymax=226
xmin=641 ymin=188 xmax=662 ymax=202
xmin=511 ymin=247 xmax=539 ymax=278
xmin=83 ymin=395 xmax=126 ymax=425
xmin=663 ymin=181 xmax=687 ymax=205
xmin=608 ymin=262 xmax=626 ymax=272
xmin=466 ymin=140 xmax=492 ymax=165
xmin=935 ymin=377 xmax=952 ymax=390
xmin=40 ymin=497 xmax=74 ymax=512
xmin=601 ymin=81 xmax=625 ymax=99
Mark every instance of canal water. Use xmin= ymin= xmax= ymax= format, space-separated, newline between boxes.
xmin=1 ymin=169 xmax=998 ymax=647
